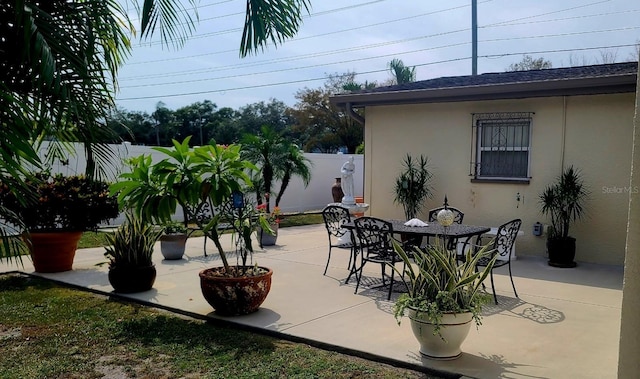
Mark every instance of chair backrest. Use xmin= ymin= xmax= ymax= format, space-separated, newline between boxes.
xmin=492 ymin=219 xmax=522 ymax=260
xmin=427 ymin=206 xmax=465 ymax=224
xmin=322 ymin=205 xmax=351 ymax=238
xmin=353 ymin=217 xmax=394 ymax=257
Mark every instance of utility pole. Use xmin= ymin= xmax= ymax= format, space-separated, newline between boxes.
xmin=472 ymin=0 xmax=478 ymax=75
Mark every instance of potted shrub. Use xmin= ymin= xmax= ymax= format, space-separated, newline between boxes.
xmin=160 ymin=221 xmax=188 ymax=260
xmin=199 ymin=194 xmax=273 ymax=315
xmin=104 ymin=213 xmax=162 ymax=293
xmin=256 ymin=203 xmax=281 ymax=247
xmin=393 ymin=154 xmax=434 ymax=220
xmin=0 ymin=172 xmax=119 ymax=272
xmin=539 ymin=166 xmax=588 ymax=268
xmin=111 ymin=137 xmax=273 ymax=315
xmin=393 ymin=154 xmax=434 ymax=248
xmin=391 ymin=240 xmax=496 ymax=360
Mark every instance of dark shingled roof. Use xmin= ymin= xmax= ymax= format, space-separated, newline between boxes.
xmin=362 ymin=61 xmax=638 ymax=94
xmin=330 ymin=62 xmax=638 ymax=108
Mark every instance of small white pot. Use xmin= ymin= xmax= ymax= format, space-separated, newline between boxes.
xmin=160 ymin=233 xmax=188 ymax=260
xmin=407 ymin=308 xmax=473 ymax=360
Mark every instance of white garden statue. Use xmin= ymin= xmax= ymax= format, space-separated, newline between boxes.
xmin=341 ymin=156 xmax=356 ymax=205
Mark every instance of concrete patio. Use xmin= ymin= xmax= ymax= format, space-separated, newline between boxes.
xmin=0 ymin=224 xmax=623 ymax=379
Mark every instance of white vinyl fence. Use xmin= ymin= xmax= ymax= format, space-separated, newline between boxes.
xmin=39 ymin=142 xmax=364 ymax=220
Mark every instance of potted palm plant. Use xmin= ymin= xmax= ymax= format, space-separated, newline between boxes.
xmin=0 ymin=172 xmax=120 ymax=272
xmin=393 ymin=154 xmax=434 ymax=248
xmin=393 ymin=154 xmax=434 ymax=220
xmin=391 ymin=240 xmax=496 ymax=360
xmin=104 ymin=213 xmax=161 ymax=293
xmin=539 ymin=166 xmax=588 ymax=268
xmin=111 ymin=137 xmax=273 ymax=315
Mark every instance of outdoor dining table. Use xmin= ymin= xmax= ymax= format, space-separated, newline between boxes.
xmin=342 ymin=219 xmax=491 ymax=283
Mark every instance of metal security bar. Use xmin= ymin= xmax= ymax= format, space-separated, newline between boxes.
xmin=470 ymin=112 xmax=533 ymax=180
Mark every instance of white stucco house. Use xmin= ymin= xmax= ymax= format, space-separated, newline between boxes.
xmin=331 ymin=62 xmax=638 ymax=266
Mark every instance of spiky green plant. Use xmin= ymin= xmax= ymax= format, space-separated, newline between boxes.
xmin=539 ymin=166 xmax=588 ymax=239
xmin=391 ymin=240 xmax=496 ymax=338
xmin=393 ymin=154 xmax=434 ymax=220
xmin=104 ymin=213 xmax=161 ymax=269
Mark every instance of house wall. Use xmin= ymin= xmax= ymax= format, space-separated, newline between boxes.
xmin=363 ymin=92 xmax=636 ymax=265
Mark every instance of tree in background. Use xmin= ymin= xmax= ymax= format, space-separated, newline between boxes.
xmin=152 ymin=102 xmax=177 ymax=146
xmin=173 ymin=100 xmax=218 ymax=146
xmin=388 ymin=58 xmax=416 ymax=84
xmin=237 ymin=99 xmax=294 ymax=137
xmin=506 ymin=55 xmax=552 ymax=71
xmin=289 ymin=73 xmax=364 ymax=153
xmin=209 ymin=107 xmax=242 ymax=145
xmin=106 ymin=108 xmax=156 ymax=145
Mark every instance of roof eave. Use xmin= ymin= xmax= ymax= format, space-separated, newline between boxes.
xmin=329 ymin=74 xmax=637 ymax=108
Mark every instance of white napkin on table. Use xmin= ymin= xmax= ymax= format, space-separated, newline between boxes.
xmin=404 ymin=218 xmax=428 ymax=227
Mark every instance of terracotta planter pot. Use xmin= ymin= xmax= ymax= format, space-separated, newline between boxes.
xmin=199 ymin=266 xmax=273 ymax=316
xmin=407 ymin=308 xmax=473 ymax=360
xmin=26 ymin=231 xmax=83 ymax=273
xmin=160 ymin=233 xmax=188 ymax=260
xmin=108 ymin=264 xmax=157 ymax=293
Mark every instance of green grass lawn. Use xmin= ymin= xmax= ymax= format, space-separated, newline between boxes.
xmin=0 ymin=274 xmax=447 ymax=379
xmin=79 ymin=213 xmax=325 ymax=249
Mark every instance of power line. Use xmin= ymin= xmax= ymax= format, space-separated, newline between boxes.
xmin=119 ymin=26 xmax=640 ymax=87
xmin=116 ymin=43 xmax=638 ymax=101
xmin=124 ymin=2 xmax=486 ymax=66
xmin=132 ymin=0 xmax=393 ymax=48
xmin=481 ymin=8 xmax=640 ymax=28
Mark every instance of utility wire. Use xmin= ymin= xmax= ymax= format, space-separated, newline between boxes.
xmin=122 ymin=1 xmax=633 ymax=72
xmin=120 ymin=25 xmax=640 ymax=85
xmin=117 ymin=43 xmax=638 ymax=101
xmin=125 ymin=2 xmax=485 ymax=66
xmin=133 ymin=0 xmax=393 ymax=48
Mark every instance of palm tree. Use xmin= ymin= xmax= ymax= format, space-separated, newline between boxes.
xmin=388 ymin=58 xmax=416 ymax=84
xmin=241 ymin=126 xmax=312 ymax=212
xmin=274 ymin=143 xmax=312 ymax=208
xmin=241 ymin=126 xmax=288 ymax=212
xmin=0 ymin=0 xmax=311 ymax=262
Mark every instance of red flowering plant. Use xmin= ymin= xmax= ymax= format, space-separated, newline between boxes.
xmin=256 ymin=203 xmax=281 ymax=225
xmin=0 ymin=172 xmax=119 ymax=232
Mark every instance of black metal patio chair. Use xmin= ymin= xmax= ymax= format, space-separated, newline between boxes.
xmin=353 ymin=216 xmax=403 ymax=300
xmin=321 ymin=205 xmax=353 ymax=275
xmin=475 ymin=218 xmax=522 ymax=304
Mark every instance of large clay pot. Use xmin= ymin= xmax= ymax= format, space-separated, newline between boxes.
xmin=108 ymin=264 xmax=157 ymax=293
xmin=407 ymin=308 xmax=473 ymax=360
xmin=199 ymin=266 xmax=273 ymax=316
xmin=26 ymin=231 xmax=83 ymax=273
xmin=259 ymin=223 xmax=278 ymax=247
xmin=331 ymin=177 xmax=344 ymax=203
xmin=547 ymin=237 xmax=577 ymax=268
xmin=160 ymin=233 xmax=188 ymax=260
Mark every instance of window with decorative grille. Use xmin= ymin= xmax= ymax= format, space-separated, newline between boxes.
xmin=470 ymin=112 xmax=533 ymax=181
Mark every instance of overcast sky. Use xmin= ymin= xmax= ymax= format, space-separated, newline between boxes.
xmin=114 ymin=0 xmax=640 ymax=114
